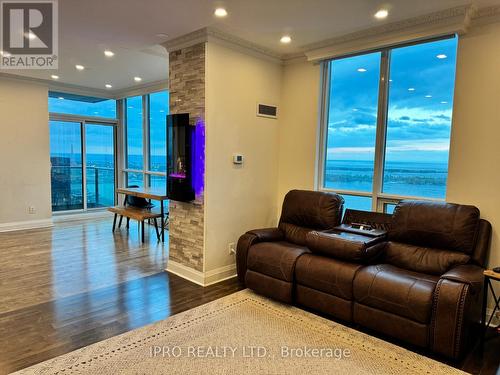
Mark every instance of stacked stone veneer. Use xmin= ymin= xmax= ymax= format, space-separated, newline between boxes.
xmin=168 ymin=42 xmax=206 ymax=272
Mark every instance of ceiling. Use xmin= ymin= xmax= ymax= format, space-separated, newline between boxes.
xmin=1 ymin=0 xmax=498 ymax=94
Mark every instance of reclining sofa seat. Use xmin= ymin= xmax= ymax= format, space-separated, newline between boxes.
xmin=236 ymin=190 xmax=344 ymax=303
xmin=237 ymin=191 xmax=492 ymax=361
xmin=351 ymin=200 xmax=491 ymax=359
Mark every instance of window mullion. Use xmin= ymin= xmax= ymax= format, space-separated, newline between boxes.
xmin=143 ymin=95 xmax=150 ymax=187
xmin=372 ymin=50 xmax=391 ymax=212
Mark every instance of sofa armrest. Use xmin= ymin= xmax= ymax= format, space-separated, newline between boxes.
xmin=236 ymin=228 xmax=283 ymax=284
xmin=247 ymin=227 xmax=284 ymax=242
xmin=431 ymin=264 xmax=484 ymax=359
xmin=440 ymin=264 xmax=484 ymax=295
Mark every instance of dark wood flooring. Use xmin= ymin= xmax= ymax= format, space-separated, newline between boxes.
xmin=0 ymin=218 xmax=498 ymax=374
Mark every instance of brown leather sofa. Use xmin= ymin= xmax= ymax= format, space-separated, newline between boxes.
xmin=237 ymin=190 xmax=492 ymax=360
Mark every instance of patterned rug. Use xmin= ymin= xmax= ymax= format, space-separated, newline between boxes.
xmin=13 ymin=290 xmax=465 ymax=375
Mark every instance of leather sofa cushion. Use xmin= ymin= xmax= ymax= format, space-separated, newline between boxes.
xmin=353 ymin=264 xmax=439 ymax=323
xmin=390 ymin=200 xmax=479 ymax=254
xmin=305 ymin=231 xmax=383 ymax=262
xmin=295 ymin=254 xmax=362 ymax=300
xmin=278 ymin=222 xmax=311 ymax=246
xmin=247 ymin=241 xmax=309 ymax=282
xmin=384 ymin=241 xmax=470 ymax=275
xmin=280 ymin=190 xmax=344 ymax=229
xmin=278 ymin=190 xmax=344 ymax=245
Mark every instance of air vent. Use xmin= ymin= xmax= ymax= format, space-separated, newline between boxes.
xmin=257 ymin=103 xmax=278 ymax=119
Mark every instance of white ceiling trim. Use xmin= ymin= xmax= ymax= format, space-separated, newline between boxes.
xmin=162 ymin=26 xmax=283 ymax=63
xmin=303 ymin=5 xmax=476 ymax=62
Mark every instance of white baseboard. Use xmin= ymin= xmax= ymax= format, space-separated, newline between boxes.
xmin=166 ymin=261 xmax=237 ymax=287
xmin=0 ymin=218 xmax=53 ymax=232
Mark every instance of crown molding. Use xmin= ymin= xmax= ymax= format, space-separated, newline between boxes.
xmin=0 ymin=72 xmax=167 ymax=99
xmin=162 ymin=26 xmax=282 ymax=63
xmin=470 ymin=5 xmax=500 ymax=26
xmin=302 ymin=5 xmax=476 ymax=62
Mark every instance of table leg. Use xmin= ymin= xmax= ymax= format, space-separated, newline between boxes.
xmin=481 ymin=277 xmax=489 ymax=355
xmin=160 ymin=200 xmax=165 ymax=243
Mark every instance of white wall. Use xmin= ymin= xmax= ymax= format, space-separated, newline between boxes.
xmin=446 ymin=20 xmax=500 ymax=274
xmin=277 ymin=60 xmax=320 ymax=208
xmin=204 ymin=42 xmax=282 ymax=272
xmin=0 ymin=78 xmax=51 ymax=226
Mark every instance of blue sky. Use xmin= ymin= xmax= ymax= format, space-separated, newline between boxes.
xmin=326 ymin=37 xmax=458 ymax=163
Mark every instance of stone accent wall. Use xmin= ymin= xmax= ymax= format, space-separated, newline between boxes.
xmin=168 ymin=43 xmax=205 ymax=272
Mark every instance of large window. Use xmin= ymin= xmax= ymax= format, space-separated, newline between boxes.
xmin=123 ymin=90 xmax=169 ymax=190
xmin=49 ymin=93 xmax=117 ymax=212
xmin=320 ymin=37 xmax=458 ymax=212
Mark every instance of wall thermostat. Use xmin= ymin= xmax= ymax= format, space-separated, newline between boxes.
xmin=233 ymin=154 xmax=244 ymax=164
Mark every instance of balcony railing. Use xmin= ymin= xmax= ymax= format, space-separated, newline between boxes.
xmin=51 ymin=165 xmax=115 ymax=211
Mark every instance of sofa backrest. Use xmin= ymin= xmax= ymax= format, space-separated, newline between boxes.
xmin=278 ymin=190 xmax=344 ymax=246
xmin=389 ymin=200 xmax=480 ymax=254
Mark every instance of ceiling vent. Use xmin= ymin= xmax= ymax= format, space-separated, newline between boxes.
xmin=257 ymin=103 xmax=278 ymax=119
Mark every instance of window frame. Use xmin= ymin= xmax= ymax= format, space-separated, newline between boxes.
xmin=121 ymin=90 xmax=168 ymax=190
xmin=317 ymin=35 xmax=456 ymax=212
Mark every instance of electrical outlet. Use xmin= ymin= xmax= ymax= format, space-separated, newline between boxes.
xmin=28 ymin=206 xmax=36 ymax=214
xmin=228 ymin=242 xmax=236 ymax=255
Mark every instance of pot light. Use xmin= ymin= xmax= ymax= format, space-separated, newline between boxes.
xmin=75 ymin=64 xmax=85 ymax=71
xmin=425 ymin=95 xmax=432 ymax=98
xmin=408 ymin=87 xmax=415 ymax=92
xmin=436 ymin=54 xmax=447 ymax=59
xmin=280 ymin=35 xmax=292 ymax=44
xmin=357 ymin=68 xmax=367 ymax=72
xmin=214 ymin=8 xmax=227 ymax=17
xmin=134 ymin=76 xmax=142 ymax=82
xmin=105 ymin=84 xmax=112 ymax=89
xmin=374 ymin=9 xmax=389 ymax=19
xmin=104 ymin=50 xmax=115 ymax=57
xmin=51 ymin=74 xmax=59 ymax=80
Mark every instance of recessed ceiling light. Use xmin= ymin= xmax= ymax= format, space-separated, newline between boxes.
xmin=440 ymin=101 xmax=448 ymax=104
xmin=408 ymin=87 xmax=415 ymax=91
xmin=357 ymin=68 xmax=367 ymax=72
xmin=51 ymin=74 xmax=59 ymax=80
xmin=134 ymin=76 xmax=142 ymax=82
xmin=374 ymin=9 xmax=389 ymax=19
xmin=214 ymin=8 xmax=228 ymax=17
xmin=58 ymin=96 xmax=64 ymax=100
xmin=436 ymin=54 xmax=447 ymax=59
xmin=75 ymin=64 xmax=85 ymax=71
xmin=280 ymin=35 xmax=292 ymax=44
xmin=425 ymin=95 xmax=432 ymax=98
xmin=104 ymin=50 xmax=114 ymax=57
xmin=105 ymin=84 xmax=112 ymax=89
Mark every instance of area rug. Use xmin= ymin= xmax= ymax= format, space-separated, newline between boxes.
xmin=13 ymin=289 xmax=465 ymax=375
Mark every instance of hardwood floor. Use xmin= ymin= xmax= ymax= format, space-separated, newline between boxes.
xmin=0 ymin=218 xmax=498 ymax=374
xmin=0 ymin=217 xmax=168 ymax=313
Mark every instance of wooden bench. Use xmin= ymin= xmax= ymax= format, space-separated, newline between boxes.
xmin=108 ymin=206 xmax=162 ymax=243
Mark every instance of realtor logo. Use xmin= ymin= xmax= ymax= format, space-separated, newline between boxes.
xmin=0 ymin=0 xmax=58 ymax=69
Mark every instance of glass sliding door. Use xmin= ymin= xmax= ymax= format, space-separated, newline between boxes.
xmin=49 ymin=120 xmax=116 ymax=212
xmin=85 ymin=124 xmax=115 ymax=208
xmin=50 ymin=121 xmax=84 ymax=211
